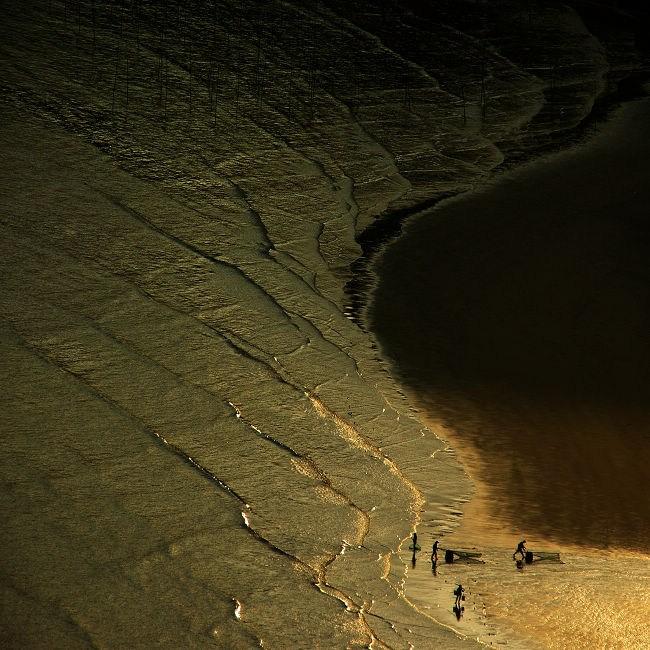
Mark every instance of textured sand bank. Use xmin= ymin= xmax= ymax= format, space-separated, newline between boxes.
xmin=1 ymin=1 xmax=648 ymax=647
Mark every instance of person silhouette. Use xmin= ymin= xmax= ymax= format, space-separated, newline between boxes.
xmin=431 ymin=540 xmax=439 ymax=564
xmin=454 ymin=584 xmax=464 ymax=608
xmin=512 ymin=539 xmax=527 ymax=560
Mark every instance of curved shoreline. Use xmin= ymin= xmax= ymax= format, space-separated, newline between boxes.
xmin=346 ymin=68 xmax=650 ymax=331
xmin=368 ymin=92 xmax=650 ymax=549
xmin=366 ymin=93 xmax=650 ymax=647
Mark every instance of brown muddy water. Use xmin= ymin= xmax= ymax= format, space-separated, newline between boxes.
xmin=370 ymin=98 xmax=650 ymax=554
xmin=369 ymin=99 xmax=650 ymax=647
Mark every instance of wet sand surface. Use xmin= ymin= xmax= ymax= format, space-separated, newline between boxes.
xmin=370 ymin=98 xmax=650 ymax=554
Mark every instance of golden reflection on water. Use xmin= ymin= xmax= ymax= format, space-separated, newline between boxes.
xmin=494 ymin=559 xmax=650 ymax=650
xmin=405 ymin=543 xmax=650 ymax=650
xmin=419 ymin=389 xmax=650 ymax=553
xmin=406 ymin=412 xmax=650 ymax=650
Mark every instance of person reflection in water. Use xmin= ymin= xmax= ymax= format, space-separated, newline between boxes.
xmin=512 ymin=539 xmax=527 ymax=560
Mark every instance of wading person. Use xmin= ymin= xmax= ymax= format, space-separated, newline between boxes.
xmin=512 ymin=539 xmax=527 ymax=560
xmin=431 ymin=540 xmax=439 ymax=564
xmin=454 ymin=584 xmax=464 ymax=609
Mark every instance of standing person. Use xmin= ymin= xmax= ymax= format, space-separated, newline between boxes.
xmin=410 ymin=532 xmax=418 ymax=567
xmin=431 ymin=540 xmax=439 ymax=564
xmin=512 ymin=539 xmax=527 ymax=560
xmin=454 ymin=584 xmax=464 ymax=608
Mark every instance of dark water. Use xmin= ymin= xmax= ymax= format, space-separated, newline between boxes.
xmin=370 ymin=99 xmax=650 ymax=553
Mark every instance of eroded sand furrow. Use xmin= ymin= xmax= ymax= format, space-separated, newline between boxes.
xmin=3 ymin=248 xmax=418 ymax=646
xmin=1 ymin=226 xmax=391 ymax=572
xmin=226 ymin=394 xmax=374 ymax=554
xmin=0 ymin=322 xmax=370 ymax=644
xmin=227 ymin=400 xmax=303 ymax=458
xmin=2 ymin=301 xmax=321 ymax=481
xmin=307 ymin=392 xmax=425 ymax=516
xmin=5 ymin=308 xmax=376 ymax=588
xmin=3 ymin=324 xmax=251 ymax=506
xmin=3 ymin=281 xmax=313 ymax=486
xmin=7 ymin=191 xmax=292 ymax=361
xmin=95 ymin=187 xmax=309 ymax=336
